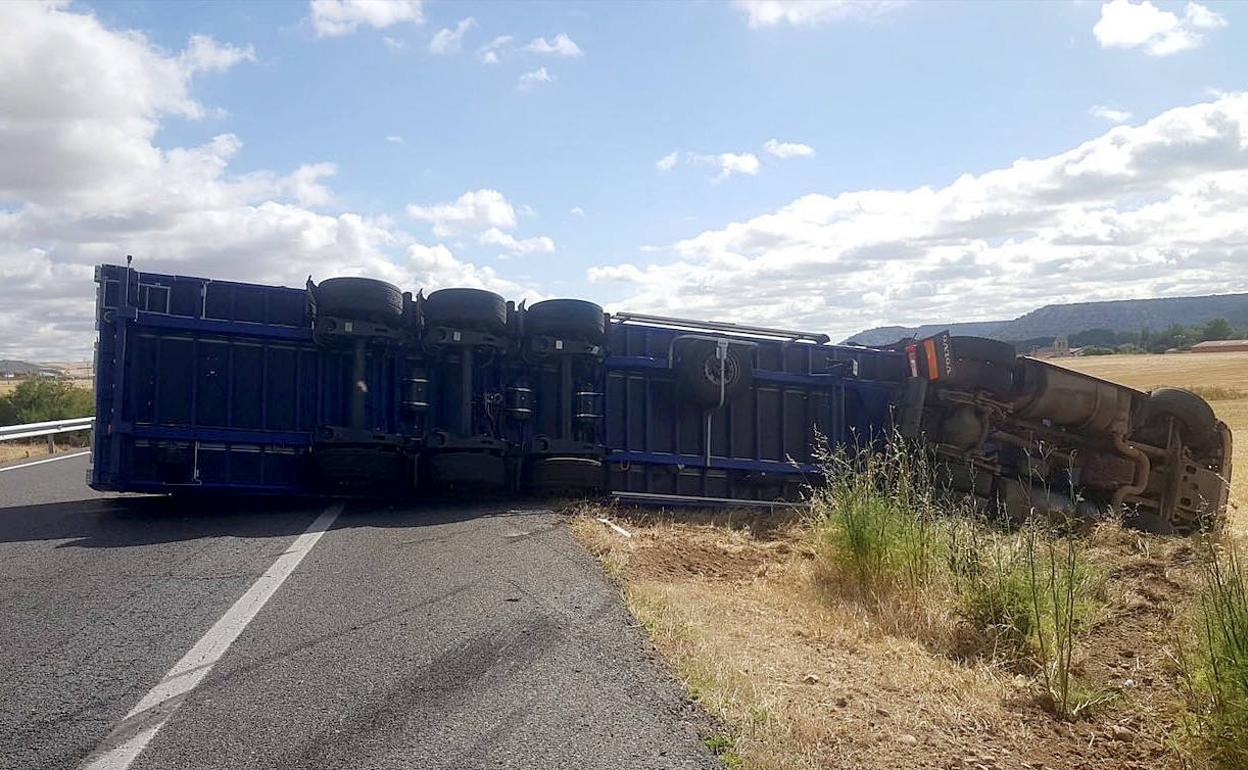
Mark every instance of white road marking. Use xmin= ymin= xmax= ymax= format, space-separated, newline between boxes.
xmin=80 ymin=502 xmax=345 ymax=770
xmin=0 ymin=450 xmax=90 ymax=473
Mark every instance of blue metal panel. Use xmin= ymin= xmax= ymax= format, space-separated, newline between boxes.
xmin=91 ymin=264 xmax=903 ymax=501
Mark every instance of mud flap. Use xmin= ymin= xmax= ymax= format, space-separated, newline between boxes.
xmin=897 ymin=376 xmax=928 ymax=438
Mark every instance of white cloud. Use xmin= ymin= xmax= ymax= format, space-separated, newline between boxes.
xmin=477 ymin=35 xmax=512 ymax=64
xmin=570 ymin=206 xmax=585 ymax=216
xmin=429 ymin=17 xmax=476 ymax=54
xmin=523 ymin=33 xmax=584 ymax=57
xmin=518 ymin=67 xmax=554 ymax=89
xmin=1093 ymin=0 xmax=1226 ymax=56
xmin=309 ymin=0 xmax=424 ymax=38
xmin=406 ymin=189 xmax=518 ymax=237
xmin=1089 ymin=104 xmax=1133 ymax=124
xmin=735 ymin=0 xmax=906 ymax=28
xmin=0 ymin=2 xmax=519 ymax=359
xmin=479 ymin=228 xmax=556 ymax=255
xmin=589 ymin=93 xmax=1248 ymax=342
xmin=763 ymin=139 xmax=816 ymax=158
xmin=281 ymin=162 xmax=337 ymax=207
xmin=385 ymin=135 xmax=405 ymax=144
xmin=383 ymin=35 xmax=404 ymax=50
xmin=181 ymin=35 xmax=256 ymax=73
xmin=691 ymin=152 xmax=762 ymax=181
xmin=658 ymin=149 xmax=764 ymax=180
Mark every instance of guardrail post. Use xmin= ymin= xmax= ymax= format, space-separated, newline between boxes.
xmin=47 ymin=434 xmax=56 ymax=453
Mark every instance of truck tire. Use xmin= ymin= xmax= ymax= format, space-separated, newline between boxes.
xmin=1145 ymin=388 xmax=1217 ymax=452
xmin=946 ymin=336 xmax=1015 ymax=394
xmin=674 ymin=338 xmax=751 ymax=407
xmin=427 ymin=451 xmax=506 ymax=488
xmin=525 ymin=299 xmax=605 ymax=343
xmin=316 ymin=277 xmax=403 ymax=324
xmin=316 ymin=447 xmax=405 ymax=489
xmin=423 ymin=288 xmax=507 ymax=334
xmin=527 ymin=457 xmax=604 ymax=493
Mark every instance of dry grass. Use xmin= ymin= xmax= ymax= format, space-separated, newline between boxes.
xmin=575 ymin=513 xmax=1208 ymax=770
xmin=0 ymin=441 xmax=56 ymax=465
xmin=573 ymin=354 xmax=1247 ymax=770
xmin=1052 ymin=352 xmax=1248 ymax=393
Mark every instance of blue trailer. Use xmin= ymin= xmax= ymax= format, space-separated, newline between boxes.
xmin=89 ymin=263 xmax=901 ymax=503
xmin=90 ymin=263 xmax=1232 ymax=531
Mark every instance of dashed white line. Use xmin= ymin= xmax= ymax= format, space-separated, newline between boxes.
xmin=80 ymin=501 xmax=345 ymax=770
xmin=0 ymin=450 xmax=90 ymax=473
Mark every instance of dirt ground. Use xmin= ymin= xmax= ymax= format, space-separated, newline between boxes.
xmin=573 ymin=352 xmax=1246 ymax=770
xmin=576 ymin=512 xmax=1211 ymax=770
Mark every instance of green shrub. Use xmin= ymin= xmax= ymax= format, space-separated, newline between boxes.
xmin=950 ymin=522 xmax=1035 ymax=656
xmin=0 ymin=395 xmax=17 ymax=425
xmin=811 ymin=440 xmax=938 ymax=600
xmin=0 ymin=379 xmax=93 ymax=425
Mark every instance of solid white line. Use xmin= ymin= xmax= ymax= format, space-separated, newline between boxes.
xmin=80 ymin=502 xmax=345 ymax=770
xmin=0 ymin=450 xmax=90 ymax=473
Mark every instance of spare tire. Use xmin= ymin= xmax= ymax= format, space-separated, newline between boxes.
xmin=423 ymin=288 xmax=507 ymax=334
xmin=526 ymin=299 xmax=605 ymax=343
xmin=427 ymin=451 xmax=506 ymax=488
xmin=315 ymin=447 xmax=406 ymax=490
xmin=674 ymin=338 xmax=751 ymax=407
xmin=316 ymin=277 xmax=403 ymax=324
xmin=1145 ymin=387 xmax=1218 ymax=452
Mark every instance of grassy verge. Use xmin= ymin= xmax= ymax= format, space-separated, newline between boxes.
xmin=810 ymin=442 xmax=1109 ymax=719
xmin=574 ymin=463 xmax=1228 ymax=769
xmin=0 ymin=439 xmax=88 ymax=465
xmin=1184 ymin=540 xmax=1248 ymax=767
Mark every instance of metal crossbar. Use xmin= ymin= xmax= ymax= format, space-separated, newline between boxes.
xmin=0 ymin=417 xmax=94 ymax=442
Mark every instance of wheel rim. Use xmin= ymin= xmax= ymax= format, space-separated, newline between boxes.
xmin=702 ymin=353 xmax=739 ymax=386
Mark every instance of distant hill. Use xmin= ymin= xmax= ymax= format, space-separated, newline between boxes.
xmin=0 ymin=360 xmax=41 ymax=377
xmin=847 ymin=293 xmax=1248 ymax=346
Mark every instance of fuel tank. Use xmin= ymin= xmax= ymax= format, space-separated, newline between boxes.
xmin=1010 ymin=358 xmax=1144 ymax=435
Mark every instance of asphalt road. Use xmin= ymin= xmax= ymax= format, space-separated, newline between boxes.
xmin=0 ymin=453 xmax=719 ymax=770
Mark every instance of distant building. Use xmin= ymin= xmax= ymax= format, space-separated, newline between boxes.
xmin=1030 ymin=335 xmax=1073 ymax=358
xmin=1191 ymin=339 xmax=1248 ymax=353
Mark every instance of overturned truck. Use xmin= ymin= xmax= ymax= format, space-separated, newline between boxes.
xmin=90 ymin=264 xmax=1232 ymax=533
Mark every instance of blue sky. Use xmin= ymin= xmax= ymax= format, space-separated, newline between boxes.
xmin=1 ymin=0 xmax=1246 ymax=358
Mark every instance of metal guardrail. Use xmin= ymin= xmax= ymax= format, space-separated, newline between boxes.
xmin=0 ymin=417 xmax=94 ymax=443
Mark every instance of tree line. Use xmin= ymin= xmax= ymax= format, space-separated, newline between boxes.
xmin=1042 ymin=317 xmax=1246 ymax=355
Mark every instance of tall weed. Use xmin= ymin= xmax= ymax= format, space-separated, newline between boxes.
xmin=810 ymin=439 xmax=938 ymax=601
xmin=1187 ymin=541 xmax=1248 ymax=767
